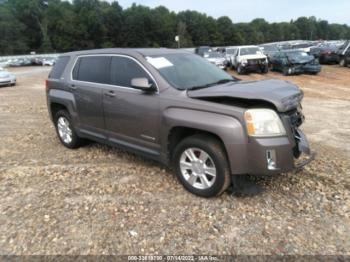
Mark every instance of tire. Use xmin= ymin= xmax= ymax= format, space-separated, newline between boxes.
xmin=261 ymin=65 xmax=269 ymax=74
xmin=237 ymin=64 xmax=245 ymax=75
xmin=172 ymin=134 xmax=231 ymax=198
xmin=54 ymin=109 xmax=82 ymax=149
xmin=339 ymin=58 xmax=347 ymax=67
xmin=282 ymin=66 xmax=291 ymax=76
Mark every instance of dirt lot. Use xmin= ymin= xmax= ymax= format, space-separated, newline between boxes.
xmin=0 ymin=65 xmax=349 ymax=255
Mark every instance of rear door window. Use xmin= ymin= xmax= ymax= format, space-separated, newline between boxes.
xmin=73 ymin=56 xmax=111 ymax=84
xmin=110 ymin=56 xmax=153 ymax=88
xmin=49 ymin=56 xmax=69 ymax=79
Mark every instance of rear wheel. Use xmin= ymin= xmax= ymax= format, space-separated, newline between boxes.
xmin=54 ymin=110 xmax=82 ymax=149
xmin=261 ymin=65 xmax=269 ymax=74
xmin=173 ymin=135 xmax=231 ymax=198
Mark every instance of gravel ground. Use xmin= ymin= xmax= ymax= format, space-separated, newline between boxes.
xmin=0 ymin=66 xmax=349 ymax=255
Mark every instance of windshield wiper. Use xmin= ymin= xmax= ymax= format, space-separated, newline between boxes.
xmin=187 ymin=78 xmax=237 ymax=91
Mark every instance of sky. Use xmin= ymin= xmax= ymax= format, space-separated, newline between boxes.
xmin=112 ymin=0 xmax=350 ymax=25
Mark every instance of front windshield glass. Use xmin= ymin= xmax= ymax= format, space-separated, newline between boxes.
xmin=205 ymin=52 xmax=221 ymax=58
xmin=286 ymin=52 xmax=310 ymax=59
xmin=147 ymin=53 xmax=235 ymax=90
xmin=261 ymin=45 xmax=278 ymax=52
xmin=226 ymin=48 xmax=236 ymax=54
xmin=240 ymin=47 xmax=262 ymax=55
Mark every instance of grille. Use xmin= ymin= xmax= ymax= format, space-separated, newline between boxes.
xmin=248 ymin=59 xmax=265 ymax=65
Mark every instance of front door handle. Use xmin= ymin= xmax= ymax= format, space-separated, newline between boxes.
xmin=105 ymin=90 xmax=116 ymax=98
xmin=70 ymin=84 xmax=77 ymax=90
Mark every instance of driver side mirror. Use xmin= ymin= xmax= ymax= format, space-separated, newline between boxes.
xmin=131 ymin=78 xmax=156 ymax=92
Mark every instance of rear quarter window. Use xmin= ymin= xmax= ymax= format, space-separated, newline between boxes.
xmin=49 ymin=56 xmax=70 ymax=79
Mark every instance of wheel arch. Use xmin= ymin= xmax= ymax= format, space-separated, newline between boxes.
xmin=47 ymin=89 xmax=77 ymax=123
xmin=162 ymin=108 xmax=248 ymax=175
xmin=167 ymin=127 xmax=228 ymax=164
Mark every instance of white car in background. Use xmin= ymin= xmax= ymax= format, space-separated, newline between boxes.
xmin=229 ymin=45 xmax=269 ymax=74
xmin=0 ymin=68 xmax=16 ymax=87
xmin=42 ymin=58 xmax=56 ymax=66
xmin=225 ymin=46 xmax=238 ymax=67
xmin=203 ymin=52 xmax=228 ymax=70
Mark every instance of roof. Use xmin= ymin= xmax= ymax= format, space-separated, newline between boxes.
xmin=63 ymin=48 xmax=189 ymax=57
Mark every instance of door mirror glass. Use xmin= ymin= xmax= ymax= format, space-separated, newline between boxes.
xmin=131 ymin=77 xmax=155 ymax=92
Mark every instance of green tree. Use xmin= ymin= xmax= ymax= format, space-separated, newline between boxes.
xmin=0 ymin=3 xmax=29 ymax=54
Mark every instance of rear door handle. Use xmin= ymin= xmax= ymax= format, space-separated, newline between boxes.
xmin=105 ymin=90 xmax=116 ymax=98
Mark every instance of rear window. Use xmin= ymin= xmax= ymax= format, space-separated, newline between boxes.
xmin=49 ymin=56 xmax=69 ymax=79
xmin=73 ymin=56 xmax=111 ymax=84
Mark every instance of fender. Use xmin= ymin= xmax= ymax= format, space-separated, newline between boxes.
xmin=162 ymin=107 xmax=249 ymax=174
xmin=48 ymin=89 xmax=78 ymax=124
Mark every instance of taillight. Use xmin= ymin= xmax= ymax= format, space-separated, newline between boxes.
xmin=45 ymin=79 xmax=49 ymax=91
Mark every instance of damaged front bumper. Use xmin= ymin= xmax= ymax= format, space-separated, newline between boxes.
xmin=290 ymin=64 xmax=321 ymax=74
xmin=246 ymin=128 xmax=315 ymax=176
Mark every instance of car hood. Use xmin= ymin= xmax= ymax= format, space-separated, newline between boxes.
xmin=240 ymin=54 xmax=267 ymax=60
xmin=0 ymin=71 xmax=11 ymax=78
xmin=187 ymin=79 xmax=303 ymax=112
xmin=207 ymin=57 xmax=225 ymax=63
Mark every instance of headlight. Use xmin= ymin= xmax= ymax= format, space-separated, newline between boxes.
xmin=241 ymin=59 xmax=248 ymax=65
xmin=244 ymin=109 xmax=286 ymax=137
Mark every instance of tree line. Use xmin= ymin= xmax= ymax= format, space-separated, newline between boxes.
xmin=1 ymin=0 xmax=350 ymax=55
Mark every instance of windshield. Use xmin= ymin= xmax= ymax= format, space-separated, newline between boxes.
xmin=204 ymin=52 xmax=221 ymax=58
xmin=226 ymin=48 xmax=236 ymax=54
xmin=147 ymin=53 xmax=235 ymax=90
xmin=293 ymin=43 xmax=313 ymax=48
xmin=286 ymin=52 xmax=311 ymax=60
xmin=261 ymin=45 xmax=278 ymax=52
xmin=240 ymin=47 xmax=262 ymax=56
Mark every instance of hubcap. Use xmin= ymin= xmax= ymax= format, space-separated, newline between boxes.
xmin=179 ymin=148 xmax=217 ymax=190
xmin=57 ymin=116 xmax=73 ymax=144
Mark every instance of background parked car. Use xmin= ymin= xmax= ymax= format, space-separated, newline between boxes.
xmin=9 ymin=58 xmax=32 ymax=67
xmin=230 ymin=45 xmax=268 ymax=74
xmin=42 ymin=58 xmax=56 ymax=66
xmin=31 ymin=57 xmax=44 ymax=66
xmin=0 ymin=68 xmax=16 ymax=87
xmin=259 ymin=44 xmax=280 ymax=62
xmin=203 ymin=51 xmax=228 ymax=70
xmin=337 ymin=40 xmax=350 ymax=67
xmin=316 ymin=46 xmax=340 ymax=64
xmin=224 ymin=46 xmax=238 ymax=68
xmin=195 ymin=46 xmax=212 ymax=57
xmin=270 ymin=50 xmax=321 ymax=75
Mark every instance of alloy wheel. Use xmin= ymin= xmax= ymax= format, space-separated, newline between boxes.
xmin=179 ymin=147 xmax=217 ymax=190
xmin=57 ymin=116 xmax=73 ymax=144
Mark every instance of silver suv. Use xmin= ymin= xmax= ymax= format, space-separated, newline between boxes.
xmin=46 ymin=48 xmax=314 ymax=198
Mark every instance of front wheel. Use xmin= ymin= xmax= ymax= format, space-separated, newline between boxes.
xmin=282 ymin=66 xmax=292 ymax=76
xmin=339 ymin=58 xmax=347 ymax=67
xmin=237 ymin=64 xmax=245 ymax=75
xmin=54 ymin=110 xmax=82 ymax=149
xmin=173 ymin=135 xmax=231 ymax=198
